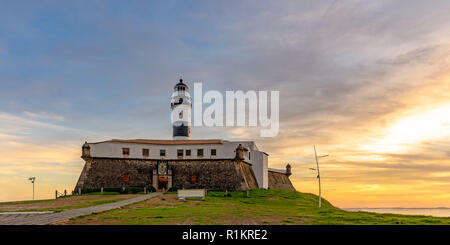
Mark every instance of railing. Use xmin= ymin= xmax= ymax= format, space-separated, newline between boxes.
xmin=55 ymin=190 xmax=68 ymax=199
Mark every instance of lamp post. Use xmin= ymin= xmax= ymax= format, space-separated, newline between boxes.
xmin=310 ymin=145 xmax=328 ymax=208
xmin=28 ymin=177 xmax=36 ymax=200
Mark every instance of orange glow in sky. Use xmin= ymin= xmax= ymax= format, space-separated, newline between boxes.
xmin=1 ymin=1 xmax=450 ymax=208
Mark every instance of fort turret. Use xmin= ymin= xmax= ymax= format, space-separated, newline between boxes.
xmin=286 ymin=163 xmax=292 ymax=176
xmin=81 ymin=141 xmax=90 ymax=159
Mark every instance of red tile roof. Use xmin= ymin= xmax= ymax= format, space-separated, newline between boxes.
xmin=93 ymin=139 xmax=224 ymax=145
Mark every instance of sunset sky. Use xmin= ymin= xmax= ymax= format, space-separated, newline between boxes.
xmin=1 ymin=0 xmax=450 ymax=208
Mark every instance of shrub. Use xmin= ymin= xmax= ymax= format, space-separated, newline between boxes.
xmin=167 ymin=187 xmax=179 ymax=192
xmin=103 ymin=187 xmax=122 ymax=193
xmin=128 ymin=187 xmax=143 ymax=194
xmin=80 ymin=186 xmax=157 ymax=194
xmin=80 ymin=188 xmax=101 ymax=194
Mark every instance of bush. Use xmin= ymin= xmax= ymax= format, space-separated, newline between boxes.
xmin=80 ymin=186 xmax=156 ymax=194
xmin=80 ymin=188 xmax=101 ymax=194
xmin=128 ymin=187 xmax=143 ymax=194
xmin=167 ymin=187 xmax=179 ymax=192
xmin=103 ymin=187 xmax=122 ymax=193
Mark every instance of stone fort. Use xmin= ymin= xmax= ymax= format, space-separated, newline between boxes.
xmin=75 ymin=79 xmax=294 ymax=192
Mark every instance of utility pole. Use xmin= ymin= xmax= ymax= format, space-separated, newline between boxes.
xmin=28 ymin=177 xmax=36 ymax=200
xmin=313 ymin=145 xmax=328 ymax=208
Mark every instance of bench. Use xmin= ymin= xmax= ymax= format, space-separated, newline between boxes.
xmin=177 ymin=189 xmax=206 ymax=201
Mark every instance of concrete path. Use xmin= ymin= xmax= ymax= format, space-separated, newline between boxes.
xmin=0 ymin=192 xmax=162 ymax=225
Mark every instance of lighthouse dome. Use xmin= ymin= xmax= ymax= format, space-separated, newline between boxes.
xmin=174 ymin=78 xmax=188 ymax=91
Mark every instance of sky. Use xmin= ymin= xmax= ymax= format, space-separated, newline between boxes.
xmin=1 ymin=0 xmax=450 ymax=208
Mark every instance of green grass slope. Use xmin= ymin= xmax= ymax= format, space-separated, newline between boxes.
xmin=0 ymin=195 xmax=138 ymax=213
xmin=67 ymin=189 xmax=450 ymax=225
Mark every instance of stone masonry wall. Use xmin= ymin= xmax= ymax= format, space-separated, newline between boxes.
xmin=268 ymin=171 xmax=296 ymax=191
xmin=239 ymin=161 xmax=259 ymax=189
xmin=75 ymin=158 xmax=258 ymax=191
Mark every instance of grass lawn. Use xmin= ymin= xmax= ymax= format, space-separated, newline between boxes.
xmin=64 ymin=189 xmax=450 ymax=225
xmin=0 ymin=194 xmax=142 ymax=212
xmin=0 ymin=199 xmax=55 ymax=206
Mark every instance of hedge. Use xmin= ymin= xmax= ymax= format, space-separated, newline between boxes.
xmin=80 ymin=186 xmax=156 ymax=194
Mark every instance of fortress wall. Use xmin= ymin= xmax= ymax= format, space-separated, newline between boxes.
xmin=75 ymin=158 xmax=258 ymax=191
xmin=268 ymin=171 xmax=296 ymax=191
xmin=76 ymin=158 xmax=153 ymax=189
xmin=239 ymin=161 xmax=259 ymax=189
xmin=169 ymin=160 xmax=252 ymax=190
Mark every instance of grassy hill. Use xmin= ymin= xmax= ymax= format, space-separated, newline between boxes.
xmin=65 ymin=189 xmax=450 ymax=225
xmin=0 ymin=194 xmax=141 ymax=213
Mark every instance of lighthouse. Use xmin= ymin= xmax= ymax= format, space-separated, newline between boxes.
xmin=171 ymin=78 xmax=191 ymax=140
xmin=76 ymin=77 xmax=295 ymax=193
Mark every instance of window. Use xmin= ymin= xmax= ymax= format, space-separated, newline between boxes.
xmin=211 ymin=149 xmax=217 ymax=156
xmin=186 ymin=149 xmax=191 ymax=156
xmin=122 ymin=148 xmax=130 ymax=156
xmin=142 ymin=148 xmax=149 ymax=157
xmin=191 ymin=175 xmax=198 ymax=183
xmin=160 ymin=149 xmax=166 ymax=157
xmin=123 ymin=174 xmax=129 ymax=182
xmin=177 ymin=149 xmax=183 ymax=157
xmin=197 ymin=149 xmax=204 ymax=157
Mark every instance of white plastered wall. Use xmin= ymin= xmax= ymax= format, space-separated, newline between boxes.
xmin=250 ymin=151 xmax=268 ymax=189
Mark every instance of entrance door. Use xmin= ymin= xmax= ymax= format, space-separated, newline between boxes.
xmin=158 ymin=176 xmax=167 ymax=190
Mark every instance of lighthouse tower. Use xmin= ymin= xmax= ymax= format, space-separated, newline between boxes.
xmin=171 ymin=78 xmax=191 ymax=140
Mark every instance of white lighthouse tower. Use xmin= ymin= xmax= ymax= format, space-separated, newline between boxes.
xmin=171 ymin=78 xmax=191 ymax=140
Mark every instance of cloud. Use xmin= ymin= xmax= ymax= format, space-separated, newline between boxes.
xmin=23 ymin=111 xmax=66 ymax=122
xmin=1 ymin=1 xmax=450 ymax=206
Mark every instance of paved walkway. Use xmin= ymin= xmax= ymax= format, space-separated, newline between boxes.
xmin=0 ymin=192 xmax=162 ymax=225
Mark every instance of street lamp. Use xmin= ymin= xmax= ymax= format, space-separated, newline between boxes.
xmin=28 ymin=177 xmax=36 ymax=200
xmin=311 ymin=145 xmax=328 ymax=208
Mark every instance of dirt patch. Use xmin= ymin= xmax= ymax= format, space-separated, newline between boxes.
xmin=181 ymin=217 xmax=194 ymax=225
xmin=205 ymin=213 xmax=309 ymax=225
xmin=0 ymin=194 xmax=141 ymax=212
xmin=50 ymin=219 xmax=70 ymax=225
xmin=125 ymin=194 xmax=181 ymax=209
xmin=146 ymin=194 xmax=178 ymax=203
xmin=54 ymin=214 xmax=120 ymax=225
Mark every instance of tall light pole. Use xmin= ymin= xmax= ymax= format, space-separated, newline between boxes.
xmin=312 ymin=145 xmax=328 ymax=208
xmin=28 ymin=177 xmax=36 ymax=200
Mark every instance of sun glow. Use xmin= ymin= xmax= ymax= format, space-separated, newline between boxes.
xmin=361 ymin=103 xmax=450 ymax=153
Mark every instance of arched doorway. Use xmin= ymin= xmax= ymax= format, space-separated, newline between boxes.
xmin=152 ymin=161 xmax=172 ymax=192
xmin=158 ymin=176 xmax=167 ymax=190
